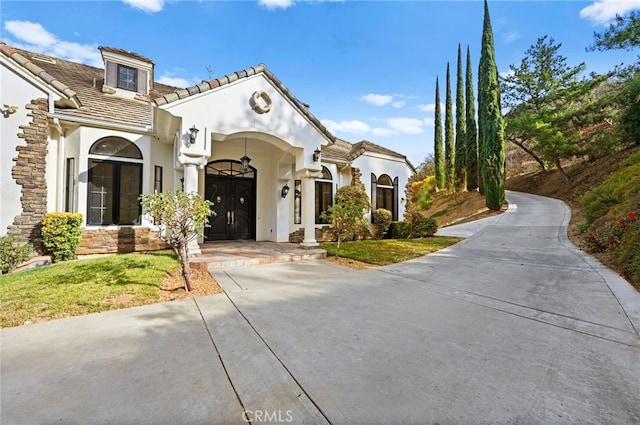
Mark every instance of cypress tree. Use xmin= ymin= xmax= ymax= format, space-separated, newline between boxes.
xmin=465 ymin=45 xmax=479 ymax=191
xmin=454 ymin=44 xmax=466 ymax=191
xmin=478 ymin=0 xmax=505 ymax=210
xmin=434 ymin=77 xmax=445 ymax=189
xmin=444 ymin=62 xmax=455 ymax=191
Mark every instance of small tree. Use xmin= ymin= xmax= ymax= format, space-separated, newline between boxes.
xmin=321 ymin=185 xmax=371 ymax=256
xmin=140 ymin=190 xmax=213 ymax=292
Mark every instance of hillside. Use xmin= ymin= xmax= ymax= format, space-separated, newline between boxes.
xmin=506 ymin=146 xmax=640 ymax=290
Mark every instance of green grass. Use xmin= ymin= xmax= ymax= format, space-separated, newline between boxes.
xmin=320 ymin=237 xmax=462 ymax=266
xmin=0 ymin=251 xmax=180 ymax=328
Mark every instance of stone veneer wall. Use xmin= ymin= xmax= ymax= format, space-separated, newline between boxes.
xmin=7 ymin=99 xmax=49 ymax=253
xmin=289 ymin=226 xmax=336 ymax=243
xmin=77 ymin=227 xmax=170 ymax=255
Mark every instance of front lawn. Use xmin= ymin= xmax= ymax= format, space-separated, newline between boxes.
xmin=0 ymin=251 xmax=180 ymax=328
xmin=320 ymin=237 xmax=462 ymax=265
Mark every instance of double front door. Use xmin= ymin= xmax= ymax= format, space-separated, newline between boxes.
xmin=205 ymin=175 xmax=255 ymax=240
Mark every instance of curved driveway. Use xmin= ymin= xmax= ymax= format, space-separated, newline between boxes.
xmin=2 ymin=191 xmax=639 ymax=424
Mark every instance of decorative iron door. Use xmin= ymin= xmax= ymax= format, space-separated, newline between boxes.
xmin=205 ymin=175 xmax=255 ymax=241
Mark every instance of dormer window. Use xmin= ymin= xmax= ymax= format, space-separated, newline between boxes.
xmin=118 ymin=64 xmax=137 ymax=91
xmin=99 ymin=46 xmax=154 ymax=98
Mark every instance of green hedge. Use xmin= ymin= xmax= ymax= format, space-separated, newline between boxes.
xmin=388 ymin=221 xmax=412 ymax=239
xmin=413 ymin=217 xmax=438 ymax=238
xmin=372 ymin=208 xmax=392 ymax=239
xmin=0 ymin=235 xmax=33 ymax=274
xmin=41 ymin=213 xmax=83 ymax=262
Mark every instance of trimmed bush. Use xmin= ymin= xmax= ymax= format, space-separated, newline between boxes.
xmin=388 ymin=221 xmax=412 ymax=239
xmin=41 ymin=213 xmax=83 ymax=262
xmin=372 ymin=208 xmax=392 ymax=239
xmin=0 ymin=235 xmax=33 ymax=274
xmin=413 ymin=217 xmax=438 ymax=238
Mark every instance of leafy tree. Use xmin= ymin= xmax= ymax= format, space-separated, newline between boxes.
xmin=321 ymin=185 xmax=371 ymax=256
xmin=140 ymin=190 xmax=213 ymax=292
xmin=478 ymin=0 xmax=506 ymax=210
xmin=587 ymin=11 xmax=640 ymax=146
xmin=588 ymin=11 xmax=640 ymax=52
xmin=502 ymin=35 xmax=611 ymax=180
xmin=433 ymin=77 xmax=445 ymax=189
xmin=445 ymin=62 xmax=455 ymax=190
xmin=465 ymin=45 xmax=479 ymax=191
xmin=455 ymin=44 xmax=467 ymax=191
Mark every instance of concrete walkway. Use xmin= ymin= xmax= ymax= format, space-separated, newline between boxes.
xmin=2 ymin=191 xmax=639 ymax=424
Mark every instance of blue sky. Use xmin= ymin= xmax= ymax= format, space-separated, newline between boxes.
xmin=2 ymin=0 xmax=639 ymax=166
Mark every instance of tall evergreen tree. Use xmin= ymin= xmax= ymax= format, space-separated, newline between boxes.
xmin=433 ymin=77 xmax=445 ymax=189
xmin=455 ymin=44 xmax=467 ymax=191
xmin=445 ymin=62 xmax=455 ymax=190
xmin=465 ymin=45 xmax=479 ymax=191
xmin=478 ymin=0 xmax=505 ymax=210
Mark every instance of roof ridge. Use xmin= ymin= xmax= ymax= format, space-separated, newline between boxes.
xmin=0 ymin=42 xmax=80 ymax=108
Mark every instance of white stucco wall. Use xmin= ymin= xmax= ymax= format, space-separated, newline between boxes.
xmin=0 ymin=59 xmax=51 ymax=233
xmin=353 ymin=153 xmax=414 ymax=222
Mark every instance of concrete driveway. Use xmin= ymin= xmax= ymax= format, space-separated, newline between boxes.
xmin=2 ymin=191 xmax=639 ymax=424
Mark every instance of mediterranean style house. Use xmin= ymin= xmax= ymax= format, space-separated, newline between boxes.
xmin=0 ymin=42 xmax=415 ymax=255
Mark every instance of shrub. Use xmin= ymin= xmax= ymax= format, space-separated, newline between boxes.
xmin=613 ymin=218 xmax=640 ymax=284
xmin=322 ymin=186 xmax=371 ymax=255
xmin=41 ymin=213 xmax=83 ymax=262
xmin=412 ymin=217 xmax=438 ymax=238
xmin=372 ymin=208 xmax=392 ymax=239
xmin=580 ymin=152 xmax=640 ymax=223
xmin=0 ymin=235 xmax=33 ymax=274
xmin=388 ymin=221 xmax=412 ymax=239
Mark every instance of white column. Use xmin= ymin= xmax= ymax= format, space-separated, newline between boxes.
xmin=178 ymin=154 xmax=207 ymax=256
xmin=300 ymin=174 xmax=319 ymax=248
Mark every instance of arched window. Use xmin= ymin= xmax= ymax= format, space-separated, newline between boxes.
xmin=315 ymin=166 xmax=333 ymax=224
xmin=87 ymin=137 xmax=143 ymax=225
xmin=371 ymin=173 xmax=398 ymax=221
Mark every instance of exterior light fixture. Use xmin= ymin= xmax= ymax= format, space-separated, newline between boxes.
xmin=281 ymin=184 xmax=290 ymax=198
xmin=313 ymin=147 xmax=321 ymax=162
xmin=241 ymin=138 xmax=251 ymax=171
xmin=189 ymin=125 xmax=199 ymax=145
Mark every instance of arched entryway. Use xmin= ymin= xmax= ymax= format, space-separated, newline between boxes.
xmin=205 ymin=160 xmax=256 ymax=241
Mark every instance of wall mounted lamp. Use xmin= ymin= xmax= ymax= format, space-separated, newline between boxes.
xmin=281 ymin=184 xmax=290 ymax=198
xmin=188 ymin=125 xmax=199 ymax=145
xmin=313 ymin=147 xmax=321 ymax=162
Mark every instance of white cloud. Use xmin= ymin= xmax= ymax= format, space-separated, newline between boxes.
xmin=122 ymin=0 xmax=166 ymax=13
xmin=387 ymin=117 xmax=425 ymax=135
xmin=418 ymin=103 xmax=436 ymax=112
xmin=321 ymin=119 xmax=371 ymax=134
xmin=580 ymin=0 xmax=640 ymax=25
xmin=503 ymin=31 xmax=521 ymax=43
xmin=372 ymin=128 xmax=396 ymax=137
xmin=360 ymin=93 xmax=394 ymax=106
xmin=423 ymin=117 xmax=435 ymax=127
xmin=259 ymin=0 xmax=295 ymax=10
xmin=3 ymin=21 xmax=103 ymax=67
xmin=4 ymin=21 xmax=56 ymax=46
xmin=391 ymin=101 xmax=405 ymax=108
xmin=157 ymin=73 xmax=196 ymax=88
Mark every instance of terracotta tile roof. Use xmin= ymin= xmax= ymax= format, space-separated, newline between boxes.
xmin=322 ymin=138 xmax=416 ymax=172
xmin=0 ymin=42 xmax=176 ymax=128
xmin=153 ymin=64 xmax=336 ymax=144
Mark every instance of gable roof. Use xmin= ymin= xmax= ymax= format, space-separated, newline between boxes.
xmin=322 ymin=138 xmax=416 ymax=171
xmin=152 ymin=64 xmax=335 ymax=144
xmin=0 ymin=42 xmax=177 ymax=128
